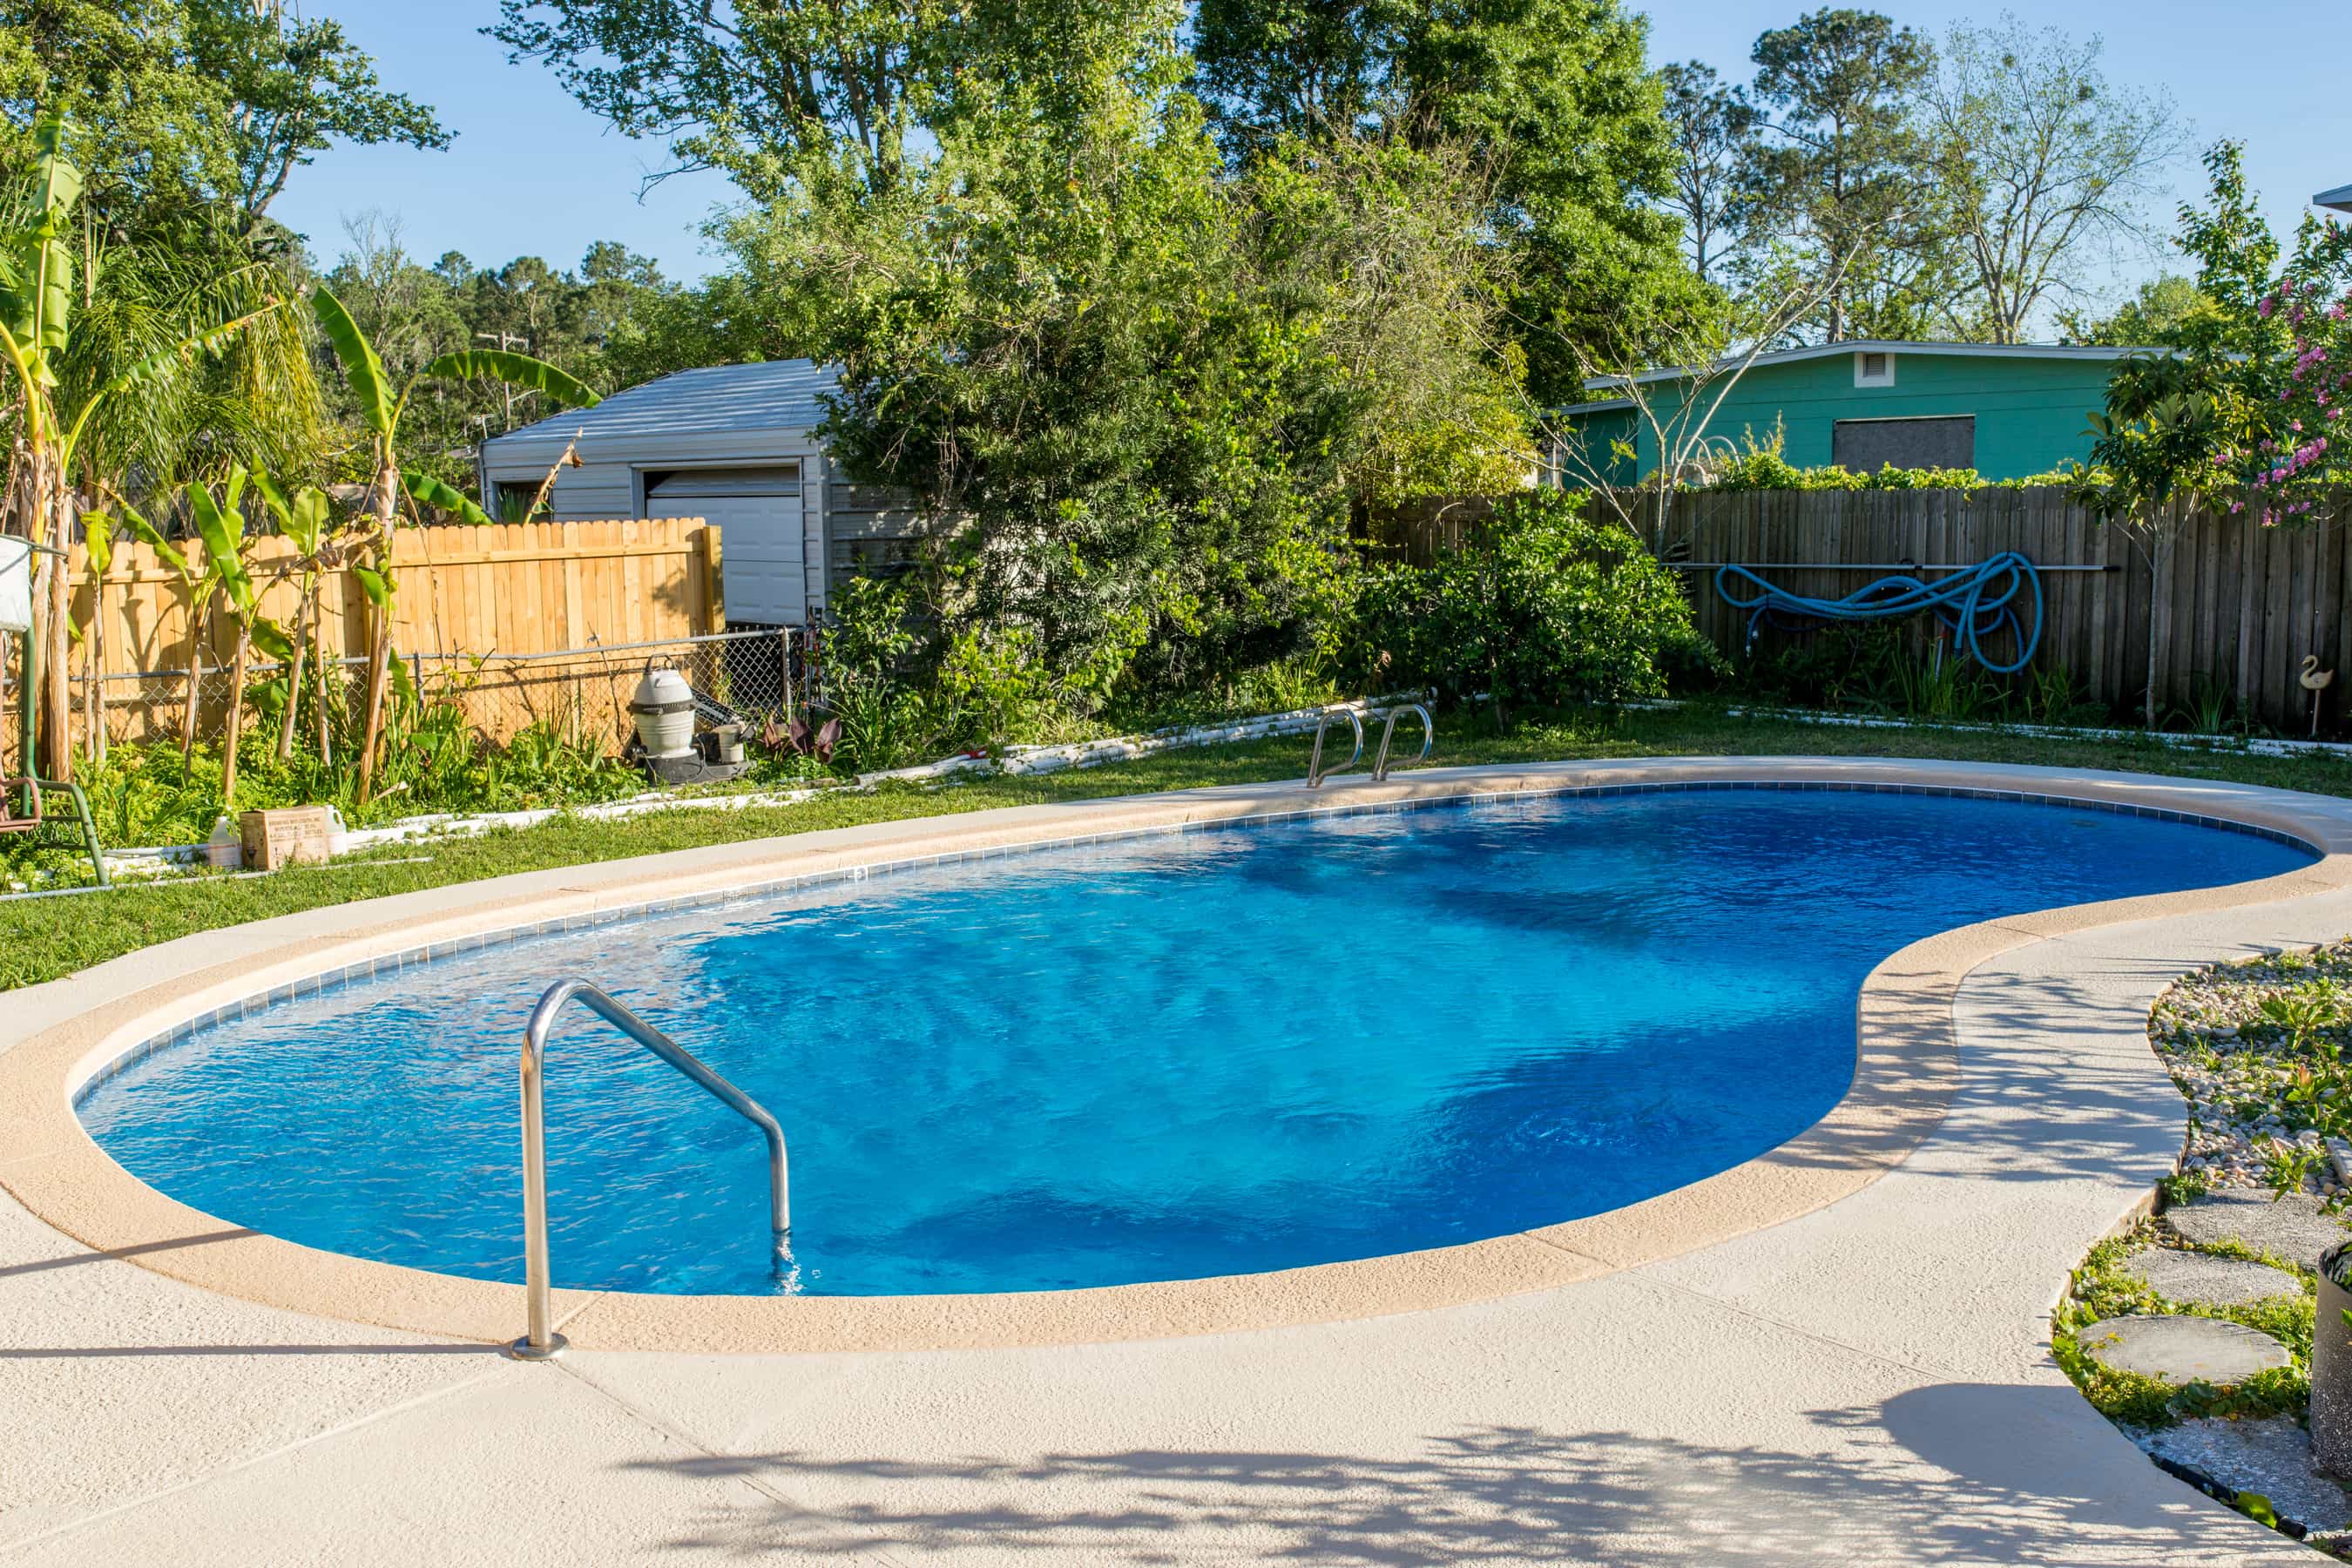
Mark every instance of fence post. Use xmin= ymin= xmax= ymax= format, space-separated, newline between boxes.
xmin=700 ymin=524 xmax=725 ymax=634
xmin=777 ymin=627 xmax=794 ymax=727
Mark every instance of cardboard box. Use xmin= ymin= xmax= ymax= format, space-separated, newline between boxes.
xmin=240 ymin=807 xmax=335 ymax=871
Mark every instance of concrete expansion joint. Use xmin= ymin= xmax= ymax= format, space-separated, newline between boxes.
xmin=547 ymin=1360 xmax=913 ymax=1563
xmin=0 ymin=1362 xmax=508 ymax=1559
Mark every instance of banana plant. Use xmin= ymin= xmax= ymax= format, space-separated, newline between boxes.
xmin=252 ymin=469 xmax=341 ymax=765
xmin=110 ymin=499 xmax=221 ymax=760
xmin=183 ymin=474 xmax=294 ymax=809
xmin=0 ymin=114 xmax=277 ymax=779
xmin=311 ymin=286 xmax=598 ymax=801
xmin=73 ymin=505 xmax=123 ymax=766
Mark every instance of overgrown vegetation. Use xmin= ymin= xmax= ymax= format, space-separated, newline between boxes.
xmin=1699 ymin=425 xmax=2089 ymax=493
xmin=1740 ymin=622 xmax=2105 ymax=727
xmin=1342 ymin=491 xmax=1715 ymax=718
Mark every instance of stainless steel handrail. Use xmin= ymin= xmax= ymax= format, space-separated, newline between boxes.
xmin=1371 ymin=703 xmax=1434 ymax=781
xmin=509 ymin=977 xmax=789 ymax=1361
xmin=1305 ymin=709 xmax=1364 ymax=788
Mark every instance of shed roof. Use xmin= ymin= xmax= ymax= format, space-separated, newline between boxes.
xmin=482 ymin=360 xmax=841 ymax=457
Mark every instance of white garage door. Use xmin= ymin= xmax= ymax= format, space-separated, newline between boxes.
xmin=645 ymin=467 xmax=807 ymax=625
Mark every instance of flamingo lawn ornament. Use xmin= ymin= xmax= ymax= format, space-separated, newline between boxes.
xmin=2302 ymin=655 xmax=2335 ymax=739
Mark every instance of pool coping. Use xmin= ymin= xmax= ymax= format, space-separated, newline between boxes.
xmin=5 ymin=754 xmax=2351 ymax=1355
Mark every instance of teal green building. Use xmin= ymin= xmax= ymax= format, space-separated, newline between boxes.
xmin=1556 ymin=341 xmax=2153 ymax=484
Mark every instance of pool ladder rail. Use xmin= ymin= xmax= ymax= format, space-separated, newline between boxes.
xmin=1306 ymin=703 xmax=1433 ymax=788
xmin=509 ymin=978 xmax=790 ymax=1362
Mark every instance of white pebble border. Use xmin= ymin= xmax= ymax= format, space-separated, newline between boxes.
xmin=1720 ymin=702 xmax=2352 ymax=762
xmin=2151 ymin=943 xmax=2352 ymax=1198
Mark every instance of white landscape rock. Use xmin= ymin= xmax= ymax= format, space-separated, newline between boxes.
xmin=2120 ymin=1246 xmax=2306 ymax=1308
xmin=2076 ymin=1315 xmax=2294 ymax=1385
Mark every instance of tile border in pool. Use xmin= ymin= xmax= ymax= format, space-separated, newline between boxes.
xmin=6 ymin=754 xmax=2351 ymax=1354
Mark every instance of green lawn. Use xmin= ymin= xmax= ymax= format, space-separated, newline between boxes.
xmin=7 ymin=701 xmax=2349 ymax=992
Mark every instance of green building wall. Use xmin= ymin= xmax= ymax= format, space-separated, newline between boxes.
xmin=1558 ymin=348 xmax=2126 ymax=484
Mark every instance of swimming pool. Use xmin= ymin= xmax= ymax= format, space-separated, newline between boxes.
xmin=76 ymin=788 xmax=2312 ymax=1298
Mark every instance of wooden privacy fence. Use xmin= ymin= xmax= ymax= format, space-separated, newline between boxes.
xmin=1375 ymin=487 xmax=2352 ymax=735
xmin=1650 ymin=487 xmax=2348 ymax=734
xmin=64 ymin=516 xmax=724 ymax=747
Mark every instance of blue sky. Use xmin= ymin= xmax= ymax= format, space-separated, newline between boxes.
xmin=283 ymin=0 xmax=2350 ymax=308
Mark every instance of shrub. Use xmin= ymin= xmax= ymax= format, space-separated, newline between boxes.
xmin=1343 ymin=490 xmax=1713 ymax=715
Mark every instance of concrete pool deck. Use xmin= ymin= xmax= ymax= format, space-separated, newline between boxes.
xmin=3 ymin=755 xmax=2349 ymax=1562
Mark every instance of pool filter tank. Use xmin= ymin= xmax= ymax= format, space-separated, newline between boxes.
xmin=627 ymin=666 xmax=754 ymax=787
xmin=629 ymin=667 xmax=698 ymax=760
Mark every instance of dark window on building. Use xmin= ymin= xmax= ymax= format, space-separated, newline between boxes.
xmin=1832 ymin=416 xmax=1975 ymax=472
xmin=491 ymin=483 xmax=543 ymax=523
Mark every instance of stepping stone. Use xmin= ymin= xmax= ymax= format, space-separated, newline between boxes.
xmin=2077 ymin=1315 xmax=2292 ymax=1385
xmin=2164 ymin=1188 xmax=2352 ymax=1269
xmin=2122 ymin=1245 xmax=2305 ymax=1307
xmin=2139 ymin=1416 xmax=2352 ymax=1532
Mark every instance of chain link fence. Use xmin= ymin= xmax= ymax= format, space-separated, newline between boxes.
xmin=50 ymin=629 xmax=816 ymax=761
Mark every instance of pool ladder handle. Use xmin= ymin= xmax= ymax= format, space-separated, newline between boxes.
xmin=1372 ymin=703 xmax=1434 ymax=782
xmin=1305 ymin=702 xmax=1434 ymax=788
xmin=1304 ymin=709 xmax=1362 ymax=788
xmin=508 ymin=977 xmax=790 ymax=1362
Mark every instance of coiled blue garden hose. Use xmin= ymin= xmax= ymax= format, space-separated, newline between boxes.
xmin=1713 ymin=551 xmax=2044 ymax=673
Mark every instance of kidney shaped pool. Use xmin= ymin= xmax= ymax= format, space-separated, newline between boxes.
xmin=76 ymin=787 xmax=2310 ymax=1296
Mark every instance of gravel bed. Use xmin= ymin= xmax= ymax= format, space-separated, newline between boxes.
xmin=2148 ymin=941 xmax=2352 ymax=1200
xmin=2134 ymin=1416 xmax=2352 ymax=1535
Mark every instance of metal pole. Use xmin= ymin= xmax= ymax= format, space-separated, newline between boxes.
xmin=19 ymin=626 xmax=34 ymax=780
xmin=510 ymin=977 xmax=790 ymax=1362
xmin=516 ymin=1024 xmax=560 ymax=1359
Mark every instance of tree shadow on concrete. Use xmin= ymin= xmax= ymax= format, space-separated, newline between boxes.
xmin=622 ymin=1382 xmax=2274 ymax=1565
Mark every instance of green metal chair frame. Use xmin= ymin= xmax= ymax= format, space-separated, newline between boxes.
xmin=0 ymin=776 xmax=110 ymax=888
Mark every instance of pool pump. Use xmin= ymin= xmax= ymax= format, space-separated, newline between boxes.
xmin=626 ymin=666 xmax=752 ymax=787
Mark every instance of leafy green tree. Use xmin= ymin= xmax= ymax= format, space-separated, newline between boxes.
xmin=1193 ymin=0 xmax=1695 ymax=404
xmin=314 ymin=222 xmax=688 ymax=484
xmin=1241 ymin=132 xmax=1534 ymax=510
xmin=1658 ymin=61 xmax=1758 ymax=288
xmin=186 ymin=1 xmax=449 ymax=230
xmin=2059 ymin=275 xmax=2207 ymax=347
xmin=492 ymin=0 xmax=1166 ymax=203
xmin=0 ymin=0 xmax=445 ymax=231
xmin=1742 ymin=7 xmax=1951 ymax=342
xmin=1923 ymin=17 xmax=2186 ymax=344
xmin=747 ymin=48 xmax=1362 ymax=705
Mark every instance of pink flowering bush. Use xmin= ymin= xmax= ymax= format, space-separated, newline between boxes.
xmin=2078 ymin=143 xmax=2351 ymax=724
xmin=2085 ymin=143 xmax=2352 ymax=529
xmin=2241 ymin=275 xmax=2352 ymax=518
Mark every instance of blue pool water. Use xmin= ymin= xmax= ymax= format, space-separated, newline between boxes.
xmin=78 ymin=790 xmax=2309 ymax=1297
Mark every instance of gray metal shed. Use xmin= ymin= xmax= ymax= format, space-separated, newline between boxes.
xmin=478 ymin=359 xmax=919 ymax=627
